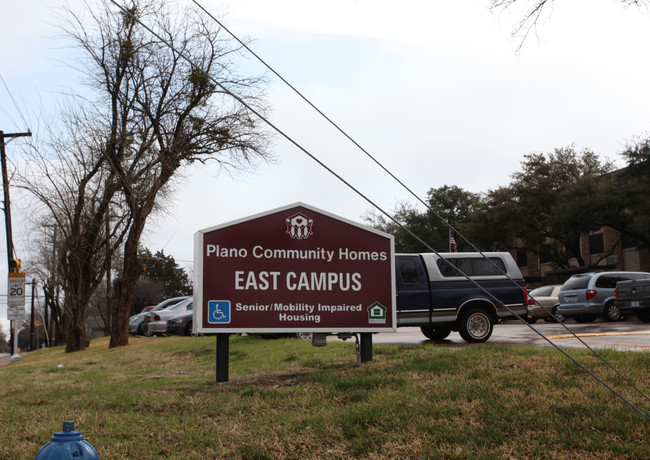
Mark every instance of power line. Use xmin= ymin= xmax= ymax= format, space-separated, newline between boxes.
xmin=186 ymin=0 xmax=631 ymax=358
xmin=106 ymin=0 xmax=650 ymax=420
xmin=0 ymin=73 xmax=30 ymax=131
xmin=186 ymin=0 xmax=650 ymax=418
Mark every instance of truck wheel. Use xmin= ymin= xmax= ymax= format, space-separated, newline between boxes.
xmin=604 ymin=302 xmax=623 ymax=322
xmin=420 ymin=325 xmax=452 ymax=341
xmin=637 ymin=312 xmax=650 ymax=322
xmin=458 ymin=308 xmax=493 ymax=343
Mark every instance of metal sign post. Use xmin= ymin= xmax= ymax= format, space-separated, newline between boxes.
xmin=216 ymin=334 xmax=229 ymax=383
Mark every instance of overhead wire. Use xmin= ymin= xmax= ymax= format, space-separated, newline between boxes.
xmin=108 ymin=0 xmax=649 ymax=420
xmin=187 ymin=0 xmax=650 ymax=392
xmin=0 ymin=73 xmax=30 ymax=132
xmin=187 ymin=0 xmax=650 ymax=416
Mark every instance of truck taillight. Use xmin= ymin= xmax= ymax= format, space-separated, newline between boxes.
xmin=523 ymin=286 xmax=528 ymax=304
xmin=586 ymin=290 xmax=597 ymax=300
xmin=615 ymin=287 xmax=619 ymax=299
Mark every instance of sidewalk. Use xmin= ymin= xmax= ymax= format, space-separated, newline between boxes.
xmin=0 ymin=353 xmax=12 ymax=366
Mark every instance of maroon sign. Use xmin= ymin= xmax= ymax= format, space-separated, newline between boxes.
xmin=194 ymin=203 xmax=395 ymax=334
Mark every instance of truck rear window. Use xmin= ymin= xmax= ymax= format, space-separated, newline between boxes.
xmin=436 ymin=257 xmax=506 ymax=277
xmin=398 ymin=258 xmax=422 ymax=284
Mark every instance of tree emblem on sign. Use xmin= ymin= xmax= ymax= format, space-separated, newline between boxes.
xmin=286 ymin=213 xmax=313 ymax=240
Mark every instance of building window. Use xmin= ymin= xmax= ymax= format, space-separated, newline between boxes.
xmin=622 ymin=232 xmax=641 ymax=250
xmin=589 ymin=233 xmax=605 ymax=255
xmin=540 ymin=250 xmax=551 ymax=264
xmin=516 ymin=249 xmax=527 ymax=267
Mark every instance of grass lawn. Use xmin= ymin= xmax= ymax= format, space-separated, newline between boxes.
xmin=1 ymin=334 xmax=648 ymax=459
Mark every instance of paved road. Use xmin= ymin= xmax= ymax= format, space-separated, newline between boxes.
xmin=372 ymin=319 xmax=650 ymax=351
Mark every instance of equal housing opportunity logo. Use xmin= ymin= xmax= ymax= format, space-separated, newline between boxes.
xmin=368 ymin=302 xmax=387 ymax=324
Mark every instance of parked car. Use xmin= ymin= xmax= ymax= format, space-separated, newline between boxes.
xmin=129 ymin=296 xmax=190 ymax=336
xmin=166 ymin=311 xmax=194 ymax=336
xmin=557 ymin=271 xmax=650 ymax=322
xmin=145 ymin=298 xmax=194 ymax=336
xmin=615 ymin=278 xmax=650 ymax=322
xmin=526 ymin=284 xmax=563 ymax=323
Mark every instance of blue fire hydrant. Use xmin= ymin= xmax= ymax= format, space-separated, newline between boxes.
xmin=34 ymin=421 xmax=99 ymax=459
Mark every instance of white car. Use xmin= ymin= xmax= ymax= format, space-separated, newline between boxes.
xmin=527 ymin=285 xmax=563 ymax=323
xmin=129 ymin=296 xmax=190 ymax=335
xmin=145 ymin=298 xmax=194 ymax=336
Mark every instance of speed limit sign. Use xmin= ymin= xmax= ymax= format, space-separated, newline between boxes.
xmin=8 ymin=272 xmax=26 ymax=307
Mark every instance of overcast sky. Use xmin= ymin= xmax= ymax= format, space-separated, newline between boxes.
xmin=2 ymin=0 xmax=650 ymax=331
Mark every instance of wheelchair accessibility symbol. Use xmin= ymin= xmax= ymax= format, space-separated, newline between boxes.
xmin=207 ymin=300 xmax=231 ymax=324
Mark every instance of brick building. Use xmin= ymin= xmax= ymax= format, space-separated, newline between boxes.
xmin=514 ymin=226 xmax=650 ymax=285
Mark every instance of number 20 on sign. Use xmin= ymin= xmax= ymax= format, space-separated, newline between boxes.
xmin=8 ymin=272 xmax=26 ymax=307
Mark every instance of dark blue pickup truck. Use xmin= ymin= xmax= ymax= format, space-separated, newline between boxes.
xmin=395 ymin=252 xmax=528 ymax=343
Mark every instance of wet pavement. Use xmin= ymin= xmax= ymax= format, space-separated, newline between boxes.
xmin=373 ymin=319 xmax=650 ymax=351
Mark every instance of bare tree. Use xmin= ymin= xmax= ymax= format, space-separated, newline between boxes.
xmin=0 ymin=323 xmax=7 ymax=352
xmin=17 ymin=104 xmax=129 ymax=352
xmin=22 ymin=220 xmax=64 ymax=346
xmin=63 ymin=0 xmax=271 ymax=348
xmin=490 ymin=0 xmax=649 ymax=49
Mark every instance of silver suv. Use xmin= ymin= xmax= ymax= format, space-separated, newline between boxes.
xmin=558 ymin=271 xmax=650 ymax=322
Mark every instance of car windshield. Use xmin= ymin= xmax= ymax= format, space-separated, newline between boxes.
xmin=164 ymin=301 xmax=187 ymax=311
xmin=529 ymin=286 xmax=555 ymax=297
xmin=561 ymin=276 xmax=591 ymax=291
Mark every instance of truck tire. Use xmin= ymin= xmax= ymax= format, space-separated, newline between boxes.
xmin=637 ymin=312 xmax=650 ymax=322
xmin=604 ymin=302 xmax=623 ymax=322
xmin=420 ymin=325 xmax=452 ymax=341
xmin=458 ymin=308 xmax=493 ymax=343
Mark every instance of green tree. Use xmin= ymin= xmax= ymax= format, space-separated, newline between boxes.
xmin=466 ymin=185 xmax=520 ymax=252
xmin=473 ymin=146 xmax=614 ymax=268
xmin=139 ymin=248 xmax=192 ymax=298
xmin=366 ymin=185 xmax=481 ymax=252
xmin=599 ymin=136 xmax=650 ymax=248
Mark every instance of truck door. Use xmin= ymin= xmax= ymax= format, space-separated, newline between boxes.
xmin=395 ymin=255 xmax=431 ymax=312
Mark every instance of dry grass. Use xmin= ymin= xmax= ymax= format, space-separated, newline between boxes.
xmin=1 ymin=335 xmax=649 ymax=459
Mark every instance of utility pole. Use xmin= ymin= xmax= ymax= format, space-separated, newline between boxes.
xmin=105 ymin=212 xmax=111 ymax=335
xmin=29 ymin=280 xmax=36 ymax=351
xmin=1 ymin=130 xmax=32 ymax=358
